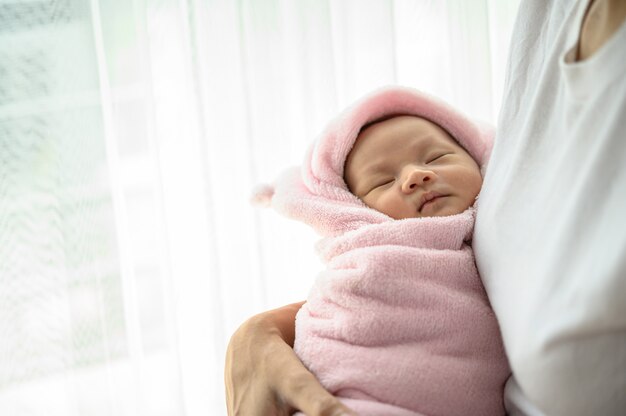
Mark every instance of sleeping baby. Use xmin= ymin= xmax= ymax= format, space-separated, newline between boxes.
xmin=253 ymin=86 xmax=510 ymax=415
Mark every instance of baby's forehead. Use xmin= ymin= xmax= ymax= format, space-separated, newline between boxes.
xmin=359 ymin=114 xmax=428 ymax=134
xmin=353 ymin=115 xmax=456 ymax=152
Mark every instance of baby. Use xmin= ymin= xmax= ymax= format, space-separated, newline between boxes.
xmin=253 ymin=86 xmax=510 ymax=415
xmin=344 ymin=115 xmax=483 ymax=220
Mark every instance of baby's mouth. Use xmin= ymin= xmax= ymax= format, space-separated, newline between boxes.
xmin=418 ymin=191 xmax=445 ymax=213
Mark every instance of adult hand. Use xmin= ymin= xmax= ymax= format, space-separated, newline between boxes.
xmin=225 ymin=301 xmax=357 ymax=416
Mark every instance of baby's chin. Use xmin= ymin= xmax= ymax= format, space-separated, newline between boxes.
xmin=408 ymin=211 xmax=464 ymax=219
xmin=394 ymin=204 xmax=471 ymax=220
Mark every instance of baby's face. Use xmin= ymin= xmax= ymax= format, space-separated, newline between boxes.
xmin=344 ymin=115 xmax=482 ymax=219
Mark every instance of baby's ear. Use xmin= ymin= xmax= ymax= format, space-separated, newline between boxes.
xmin=250 ymin=184 xmax=275 ymax=207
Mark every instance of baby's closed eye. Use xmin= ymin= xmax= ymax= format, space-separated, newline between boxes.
xmin=426 ymin=153 xmax=452 ymax=163
xmin=376 ymin=178 xmax=395 ymax=187
xmin=367 ymin=178 xmax=395 ymax=194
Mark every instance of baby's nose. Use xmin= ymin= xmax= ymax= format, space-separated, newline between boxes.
xmin=401 ymin=168 xmax=434 ymax=193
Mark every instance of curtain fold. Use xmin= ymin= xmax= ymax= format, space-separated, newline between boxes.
xmin=0 ymin=0 xmax=520 ymax=414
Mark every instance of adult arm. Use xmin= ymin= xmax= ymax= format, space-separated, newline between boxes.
xmin=577 ymin=0 xmax=626 ymax=60
xmin=224 ymin=301 xmax=357 ymax=416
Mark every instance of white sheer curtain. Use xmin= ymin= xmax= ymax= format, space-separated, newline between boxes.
xmin=0 ymin=0 xmax=520 ymax=414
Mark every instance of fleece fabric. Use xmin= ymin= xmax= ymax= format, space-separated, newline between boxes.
xmin=253 ymin=86 xmax=510 ymax=415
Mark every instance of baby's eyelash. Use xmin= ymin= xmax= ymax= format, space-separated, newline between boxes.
xmin=427 ymin=153 xmax=451 ymax=163
xmin=376 ymin=179 xmax=394 ymax=188
xmin=367 ymin=179 xmax=394 ymax=193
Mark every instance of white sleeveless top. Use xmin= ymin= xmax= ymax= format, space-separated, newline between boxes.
xmin=474 ymin=0 xmax=626 ymax=414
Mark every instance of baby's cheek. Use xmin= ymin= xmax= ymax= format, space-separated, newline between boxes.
xmin=377 ymin=193 xmax=414 ymax=220
xmin=453 ymin=171 xmax=482 ymax=201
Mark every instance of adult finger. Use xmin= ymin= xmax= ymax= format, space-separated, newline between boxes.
xmin=277 ymin=366 xmax=357 ymax=416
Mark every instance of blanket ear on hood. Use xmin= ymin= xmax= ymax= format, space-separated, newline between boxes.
xmin=252 ymin=86 xmax=494 ymax=237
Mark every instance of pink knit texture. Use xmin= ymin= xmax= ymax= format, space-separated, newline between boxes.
xmin=255 ymin=86 xmax=509 ymax=415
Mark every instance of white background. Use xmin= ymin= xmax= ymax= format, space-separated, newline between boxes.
xmin=0 ymin=0 xmax=520 ymax=414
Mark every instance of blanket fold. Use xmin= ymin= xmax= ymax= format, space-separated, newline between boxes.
xmin=296 ymin=211 xmax=507 ymax=415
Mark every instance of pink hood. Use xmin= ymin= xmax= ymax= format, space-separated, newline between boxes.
xmin=252 ymin=85 xmax=494 ymax=236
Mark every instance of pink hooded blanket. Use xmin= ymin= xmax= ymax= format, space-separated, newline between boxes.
xmin=253 ymin=86 xmax=510 ymax=415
